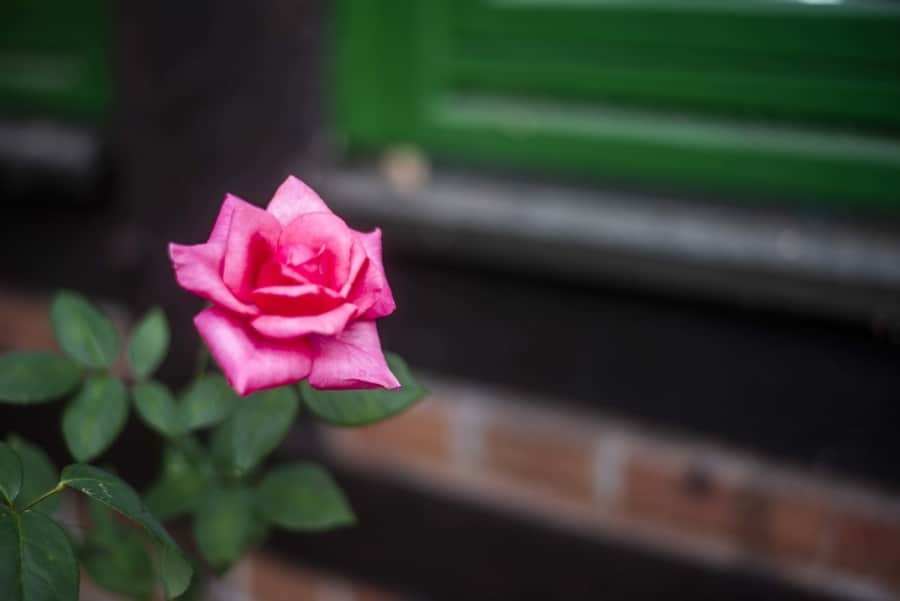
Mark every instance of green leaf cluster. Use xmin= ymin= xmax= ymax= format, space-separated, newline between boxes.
xmin=136 ymin=349 xmax=426 ymax=573
xmin=142 ymin=350 xmax=426 ymax=572
xmin=132 ymin=374 xmax=238 ymax=439
xmin=0 ymin=287 xmax=429 ymax=598
xmin=0 ymin=293 xmax=172 ymax=463
xmin=144 ymin=385 xmax=353 ymax=572
xmin=0 ymin=437 xmax=192 ymax=601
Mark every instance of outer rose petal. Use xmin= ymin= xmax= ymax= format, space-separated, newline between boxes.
xmin=194 ymin=306 xmax=312 ymax=396
xmin=309 ymin=320 xmax=400 ymax=390
xmin=266 ymin=175 xmax=332 ymax=225
xmin=222 ymin=203 xmax=282 ymax=301
xmin=339 ymin=238 xmax=369 ymax=298
xmin=349 ymin=228 xmax=396 ymax=319
xmin=208 ymin=194 xmax=255 ymax=245
xmin=169 ymin=243 xmax=259 ymax=316
xmin=250 ymin=303 xmax=358 ymax=338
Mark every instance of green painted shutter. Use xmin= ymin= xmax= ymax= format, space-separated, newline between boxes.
xmin=0 ymin=0 xmax=113 ymax=122
xmin=333 ymin=0 xmax=900 ymax=211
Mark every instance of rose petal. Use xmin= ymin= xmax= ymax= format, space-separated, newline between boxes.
xmin=266 ymin=176 xmax=332 ymax=225
xmin=208 ymin=194 xmax=254 ymax=245
xmin=251 ymin=284 xmax=344 ymax=316
xmin=194 ymin=306 xmax=312 ymax=396
xmin=279 ymin=243 xmax=324 ymax=267
xmin=254 ymin=258 xmax=298 ymax=289
xmin=308 ymin=321 xmax=400 ymax=390
xmin=339 ymin=238 xmax=369 ymax=298
xmin=251 ymin=303 xmax=357 ymax=339
xmin=348 ymin=228 xmax=396 ymax=319
xmin=169 ymin=243 xmax=259 ymax=316
xmin=279 ymin=212 xmax=354 ymax=291
xmin=222 ymin=203 xmax=282 ymax=301
xmin=277 ymin=263 xmax=315 ymax=287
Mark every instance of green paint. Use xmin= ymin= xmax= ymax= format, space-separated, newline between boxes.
xmin=0 ymin=0 xmax=113 ymax=122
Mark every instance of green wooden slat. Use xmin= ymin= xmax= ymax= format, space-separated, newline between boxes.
xmin=450 ymin=31 xmax=900 ymax=75
xmin=0 ymin=0 xmax=113 ymax=121
xmin=450 ymin=0 xmax=900 ymax=127
xmin=449 ymin=58 xmax=900 ymax=128
xmin=424 ymin=95 xmax=900 ymax=208
xmin=454 ymin=1 xmax=900 ymax=62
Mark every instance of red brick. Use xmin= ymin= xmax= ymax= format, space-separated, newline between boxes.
xmin=484 ymin=420 xmax=593 ymax=504
xmin=623 ymin=455 xmax=743 ymax=541
xmin=0 ymin=289 xmax=55 ymax=351
xmin=350 ymin=402 xmax=452 ymax=464
xmin=828 ymin=509 xmax=900 ymax=593
xmin=761 ymin=492 xmax=829 ymax=563
xmin=249 ymin=553 xmax=319 ymax=601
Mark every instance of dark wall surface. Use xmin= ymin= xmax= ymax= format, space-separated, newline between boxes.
xmin=1 ymin=2 xmax=897 ymax=600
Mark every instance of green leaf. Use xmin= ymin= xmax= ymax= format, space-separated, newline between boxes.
xmin=221 ymin=386 xmax=299 ymax=475
xmin=194 ymin=486 xmax=263 ymax=571
xmin=60 ymin=464 xmax=193 ymax=599
xmin=300 ymin=352 xmax=427 ymax=426
xmin=80 ymin=500 xmax=154 ymax=600
xmin=0 ymin=442 xmax=22 ymax=505
xmin=132 ymin=380 xmax=179 ymax=436
xmin=134 ymin=376 xmax=240 ymax=438
xmin=179 ymin=374 xmax=239 ymax=431
xmin=0 ymin=352 xmax=82 ymax=405
xmin=51 ymin=291 xmax=120 ymax=369
xmin=129 ymin=308 xmax=170 ymax=379
xmin=6 ymin=435 xmax=60 ymax=514
xmin=171 ymin=564 xmax=206 ymax=601
xmin=209 ymin=418 xmax=235 ymax=472
xmin=62 ymin=376 xmax=128 ymax=462
xmin=0 ymin=506 xmax=80 ymax=601
xmin=144 ymin=443 xmax=209 ymax=521
xmin=87 ymin=494 xmax=119 ymax=542
xmin=256 ymin=462 xmax=355 ymax=531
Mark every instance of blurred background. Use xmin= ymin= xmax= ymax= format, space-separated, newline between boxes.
xmin=2 ymin=1 xmax=900 ymax=600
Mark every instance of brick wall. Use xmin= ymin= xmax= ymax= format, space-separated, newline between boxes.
xmin=323 ymin=379 xmax=900 ymax=600
xmin=0 ymin=287 xmax=56 ymax=351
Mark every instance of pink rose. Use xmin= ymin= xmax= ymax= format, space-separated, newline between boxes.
xmin=169 ymin=176 xmax=400 ymax=395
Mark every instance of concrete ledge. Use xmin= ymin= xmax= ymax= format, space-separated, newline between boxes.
xmin=319 ymin=166 xmax=900 ymax=323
